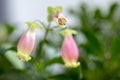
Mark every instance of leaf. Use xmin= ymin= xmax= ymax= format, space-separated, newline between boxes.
xmin=47 ymin=14 xmax=53 ymax=22
xmin=110 ymin=36 xmax=120 ymax=60
xmin=5 ymin=23 xmax=15 ymax=35
xmin=81 ymin=29 xmax=104 ymax=58
xmin=48 ymin=66 xmax=80 ymax=80
xmin=94 ymin=9 xmax=103 ymax=20
xmin=107 ymin=3 xmax=118 ymax=19
xmin=0 ymin=72 xmax=32 ymax=80
xmin=47 ymin=7 xmax=56 ymax=14
xmin=47 ymin=6 xmax=62 ymax=15
xmin=55 ymin=6 xmax=62 ymax=12
xmin=5 ymin=50 xmax=25 ymax=70
xmin=0 ymin=55 xmax=12 ymax=74
xmin=44 ymin=57 xmax=63 ymax=67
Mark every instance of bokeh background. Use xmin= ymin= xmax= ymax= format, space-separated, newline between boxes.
xmin=0 ymin=0 xmax=120 ymax=80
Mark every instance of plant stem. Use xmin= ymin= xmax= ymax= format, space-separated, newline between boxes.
xmin=37 ymin=23 xmax=51 ymax=61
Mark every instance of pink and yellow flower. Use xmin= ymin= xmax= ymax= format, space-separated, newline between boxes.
xmin=17 ymin=22 xmax=41 ymax=61
xmin=60 ymin=29 xmax=80 ymax=67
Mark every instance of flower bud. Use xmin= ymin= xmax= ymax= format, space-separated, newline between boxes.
xmin=16 ymin=21 xmax=41 ymax=61
xmin=17 ymin=27 xmax=35 ymax=61
xmin=61 ymin=29 xmax=80 ymax=67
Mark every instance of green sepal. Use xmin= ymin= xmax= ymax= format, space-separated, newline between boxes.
xmin=47 ymin=14 xmax=53 ymax=22
xmin=47 ymin=7 xmax=56 ymax=14
xmin=26 ymin=21 xmax=42 ymax=30
xmin=60 ymin=29 xmax=77 ymax=36
xmin=55 ymin=6 xmax=62 ymax=12
xmin=47 ymin=6 xmax=62 ymax=15
xmin=65 ymin=62 xmax=80 ymax=68
xmin=17 ymin=51 xmax=31 ymax=62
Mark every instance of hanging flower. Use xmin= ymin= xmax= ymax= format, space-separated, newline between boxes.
xmin=17 ymin=21 xmax=41 ymax=61
xmin=60 ymin=29 xmax=80 ymax=67
xmin=53 ymin=12 xmax=68 ymax=28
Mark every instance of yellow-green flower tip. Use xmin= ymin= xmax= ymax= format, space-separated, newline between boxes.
xmin=59 ymin=25 xmax=66 ymax=28
xmin=17 ymin=52 xmax=31 ymax=61
xmin=60 ymin=29 xmax=77 ymax=36
xmin=65 ymin=62 xmax=80 ymax=68
xmin=26 ymin=21 xmax=42 ymax=30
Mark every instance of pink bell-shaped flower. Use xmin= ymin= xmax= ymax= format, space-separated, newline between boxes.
xmin=60 ymin=29 xmax=80 ymax=67
xmin=17 ymin=21 xmax=41 ymax=61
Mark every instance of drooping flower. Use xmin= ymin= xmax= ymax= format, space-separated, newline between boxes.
xmin=53 ymin=12 xmax=68 ymax=28
xmin=17 ymin=21 xmax=41 ymax=61
xmin=60 ymin=29 xmax=80 ymax=67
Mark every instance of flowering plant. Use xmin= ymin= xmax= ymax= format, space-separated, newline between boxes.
xmin=1 ymin=3 xmax=120 ymax=80
xmin=16 ymin=6 xmax=80 ymax=68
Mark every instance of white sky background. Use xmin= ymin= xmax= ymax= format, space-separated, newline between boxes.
xmin=8 ymin=0 xmax=120 ymax=24
xmin=7 ymin=0 xmax=120 ymax=42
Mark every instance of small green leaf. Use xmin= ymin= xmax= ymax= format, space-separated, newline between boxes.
xmin=107 ymin=3 xmax=118 ymax=19
xmin=26 ymin=21 xmax=42 ymax=29
xmin=47 ymin=6 xmax=62 ymax=15
xmin=47 ymin=7 xmax=56 ymax=14
xmin=47 ymin=14 xmax=53 ymax=22
xmin=55 ymin=6 xmax=62 ymax=12
xmin=4 ymin=23 xmax=15 ymax=35
xmin=5 ymin=50 xmax=25 ymax=70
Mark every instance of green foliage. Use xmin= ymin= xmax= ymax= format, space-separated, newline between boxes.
xmin=110 ymin=37 xmax=120 ymax=57
xmin=81 ymin=29 xmax=104 ymax=58
xmin=68 ymin=3 xmax=120 ymax=80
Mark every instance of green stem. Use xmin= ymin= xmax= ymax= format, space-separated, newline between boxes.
xmin=37 ymin=23 xmax=51 ymax=61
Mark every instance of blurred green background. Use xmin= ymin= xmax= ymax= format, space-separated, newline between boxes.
xmin=0 ymin=1 xmax=120 ymax=80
